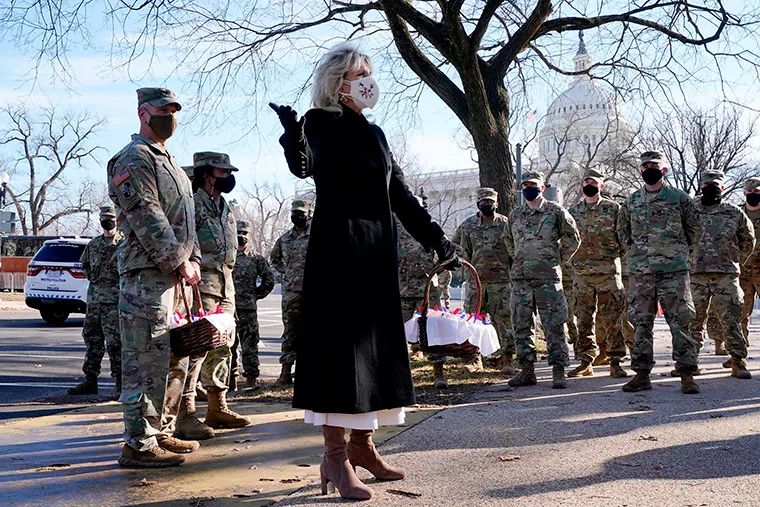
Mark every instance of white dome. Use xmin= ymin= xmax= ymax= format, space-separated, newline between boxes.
xmin=544 ymin=77 xmax=619 ymax=127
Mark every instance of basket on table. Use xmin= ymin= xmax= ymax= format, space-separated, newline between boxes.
xmin=170 ymin=283 xmax=231 ymax=357
xmin=404 ymin=259 xmax=499 ymax=357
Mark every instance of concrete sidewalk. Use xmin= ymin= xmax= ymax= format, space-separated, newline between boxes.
xmin=0 ymin=399 xmax=436 ymax=506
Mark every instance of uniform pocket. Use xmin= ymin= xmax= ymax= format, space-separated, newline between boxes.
xmin=118 ymin=270 xmax=174 ymax=324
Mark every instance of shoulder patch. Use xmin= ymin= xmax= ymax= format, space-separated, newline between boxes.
xmin=113 ymin=168 xmax=131 ymax=187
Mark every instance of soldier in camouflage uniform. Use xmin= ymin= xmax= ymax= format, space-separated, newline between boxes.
xmin=172 ymin=152 xmax=250 ymax=441
xmin=109 ymin=87 xmax=201 ymax=467
xmin=68 ymin=206 xmax=124 ymax=398
xmin=270 ymin=199 xmax=311 ymax=386
xmin=506 ymin=171 xmax=580 ymax=389
xmin=686 ymin=170 xmax=753 ymax=380
xmin=567 ymin=167 xmax=629 ymax=379
xmin=234 ymin=219 xmax=276 ymax=389
xmin=452 ymin=187 xmax=514 ymax=375
xmin=617 ymin=150 xmax=704 ymax=395
xmin=739 ymin=177 xmax=760 ymax=362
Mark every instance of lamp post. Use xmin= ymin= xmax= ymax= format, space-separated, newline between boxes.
xmin=0 ymin=171 xmax=9 ymax=208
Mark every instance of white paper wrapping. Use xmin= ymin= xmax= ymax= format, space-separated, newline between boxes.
xmin=404 ymin=312 xmax=500 ymax=357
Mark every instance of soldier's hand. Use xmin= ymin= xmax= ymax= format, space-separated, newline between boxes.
xmin=269 ymin=102 xmax=304 ymax=133
xmin=178 ymin=260 xmax=201 ymax=285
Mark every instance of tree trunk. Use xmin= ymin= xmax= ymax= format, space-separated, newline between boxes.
xmin=470 ymin=122 xmax=516 ymax=212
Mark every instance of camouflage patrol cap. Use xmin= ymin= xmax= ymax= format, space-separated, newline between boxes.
xmin=700 ymin=170 xmax=725 ymax=185
xmin=476 ymin=187 xmax=498 ymax=202
xmin=521 ymin=170 xmax=545 ymax=185
xmin=193 ymin=151 xmax=239 ymax=172
xmin=236 ymin=219 xmax=252 ymax=234
xmin=583 ymin=167 xmax=606 ymax=183
xmin=291 ymin=199 xmax=312 ymax=212
xmin=136 ymin=87 xmax=182 ymax=111
xmin=99 ymin=205 xmax=116 ymax=219
xmin=640 ymin=150 xmax=668 ymax=169
xmin=744 ymin=177 xmax=760 ymax=192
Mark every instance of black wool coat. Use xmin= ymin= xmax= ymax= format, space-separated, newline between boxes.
xmin=280 ymin=105 xmax=444 ymax=414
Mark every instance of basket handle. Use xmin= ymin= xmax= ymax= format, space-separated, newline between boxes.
xmin=421 ymin=259 xmax=482 ymax=317
xmin=177 ymin=281 xmax=206 ymax=317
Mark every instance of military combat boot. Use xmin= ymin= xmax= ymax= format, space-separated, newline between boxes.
xmin=175 ymin=397 xmax=215 ymax=440
xmin=204 ymin=388 xmax=251 ymax=429
xmin=592 ymin=344 xmax=610 ymax=366
xmin=507 ymin=360 xmax=537 ymax=387
xmin=68 ymin=376 xmax=98 ymax=395
xmin=500 ymin=355 xmax=517 ymax=376
xmin=245 ymin=376 xmax=261 ymax=390
xmin=552 ymin=365 xmax=567 ymax=389
xmin=432 ymin=363 xmax=448 ymax=389
xmin=622 ymin=372 xmax=652 ymax=392
xmin=609 ymin=358 xmax=629 ymax=378
xmin=731 ymin=358 xmax=752 ymax=379
xmin=680 ymin=372 xmax=700 ymax=394
xmin=274 ymin=364 xmax=293 ymax=386
xmin=156 ymin=434 xmax=200 ymax=454
xmin=567 ymin=360 xmax=593 ymax=378
xmin=118 ymin=445 xmax=184 ymax=468
xmin=722 ymin=357 xmax=733 ymax=369
xmin=195 ymin=383 xmax=208 ymax=401
xmin=714 ymin=340 xmax=728 ymax=356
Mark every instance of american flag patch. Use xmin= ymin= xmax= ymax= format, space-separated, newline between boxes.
xmin=113 ymin=168 xmax=130 ymax=186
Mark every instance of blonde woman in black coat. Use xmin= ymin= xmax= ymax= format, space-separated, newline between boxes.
xmin=271 ymin=43 xmax=458 ymax=500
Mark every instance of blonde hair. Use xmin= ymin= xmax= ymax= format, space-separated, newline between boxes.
xmin=311 ymin=43 xmax=373 ymax=113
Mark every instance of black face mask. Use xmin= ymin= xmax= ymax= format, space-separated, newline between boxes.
xmin=213 ymin=174 xmax=236 ymax=194
xmin=237 ymin=235 xmax=249 ymax=246
xmin=147 ymin=114 xmax=177 ymax=140
xmin=478 ymin=204 xmax=496 ymax=217
xmin=582 ymin=184 xmax=599 ymax=197
xmin=642 ymin=168 xmax=664 ymax=185
xmin=522 ymin=186 xmax=541 ymax=202
xmin=747 ymin=193 xmax=760 ymax=207
xmin=291 ymin=214 xmax=308 ymax=228
xmin=100 ymin=219 xmax=116 ymax=231
xmin=700 ymin=185 xmax=722 ymax=206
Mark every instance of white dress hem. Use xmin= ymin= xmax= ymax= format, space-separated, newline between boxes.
xmin=303 ymin=407 xmax=405 ymax=430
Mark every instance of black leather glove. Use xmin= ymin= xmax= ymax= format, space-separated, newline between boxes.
xmin=269 ymin=102 xmax=304 ymax=137
xmin=435 ymin=237 xmax=461 ymax=270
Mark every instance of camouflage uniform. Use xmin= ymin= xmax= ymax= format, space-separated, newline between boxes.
xmin=453 ymin=190 xmax=513 ymax=359
xmin=562 ymin=262 xmax=578 ymax=353
xmin=437 ymin=269 xmax=452 ymax=308
xmin=234 ymin=220 xmax=275 ymax=379
xmin=505 ymin=173 xmax=580 ymax=367
xmin=740 ymin=177 xmax=760 ymax=344
xmin=270 ymin=202 xmax=311 ymax=367
xmin=617 ymin=160 xmax=703 ymax=374
xmin=569 ymin=183 xmax=626 ymax=362
xmin=79 ymin=216 xmax=123 ymax=384
xmin=690 ymin=171 xmax=754 ymax=360
xmin=108 ymin=88 xmax=200 ymax=451
xmin=177 ymin=152 xmax=239 ymax=402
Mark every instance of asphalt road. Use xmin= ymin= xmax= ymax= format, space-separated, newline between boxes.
xmin=0 ymin=295 xmax=285 ymax=420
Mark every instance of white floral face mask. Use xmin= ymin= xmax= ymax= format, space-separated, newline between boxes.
xmin=340 ymin=75 xmax=380 ymax=109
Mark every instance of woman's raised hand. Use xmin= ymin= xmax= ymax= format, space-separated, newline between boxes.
xmin=269 ymin=102 xmax=304 ymax=134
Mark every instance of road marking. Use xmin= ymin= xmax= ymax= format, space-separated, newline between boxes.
xmin=0 ymin=352 xmax=83 ymax=360
xmin=0 ymin=382 xmax=113 ymax=388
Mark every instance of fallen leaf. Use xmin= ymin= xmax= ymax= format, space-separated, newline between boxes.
xmin=498 ymin=455 xmax=521 ymax=462
xmin=251 ymin=489 xmax=263 ymax=494
xmin=234 ymin=438 xmax=259 ymax=444
xmin=280 ymin=478 xmax=301 ymax=484
xmin=637 ymin=435 xmax=658 ymax=441
xmin=297 ymin=463 xmax=312 ymax=467
xmin=130 ymin=478 xmax=158 ymax=487
xmin=710 ymin=414 xmax=724 ymax=419
xmin=388 ymin=489 xmax=422 ymax=498
xmin=259 ymin=478 xmax=275 ymax=482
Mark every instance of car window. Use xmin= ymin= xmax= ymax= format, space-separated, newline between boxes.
xmin=33 ymin=244 xmax=86 ymax=263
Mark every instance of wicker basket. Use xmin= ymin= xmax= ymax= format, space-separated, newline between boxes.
xmin=170 ymin=283 xmax=228 ymax=357
xmin=418 ymin=259 xmax=482 ymax=357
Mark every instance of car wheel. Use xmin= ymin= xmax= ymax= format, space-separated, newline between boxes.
xmin=40 ymin=309 xmax=70 ymax=325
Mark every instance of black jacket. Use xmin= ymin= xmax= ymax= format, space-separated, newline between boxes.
xmin=280 ymin=105 xmax=444 ymax=413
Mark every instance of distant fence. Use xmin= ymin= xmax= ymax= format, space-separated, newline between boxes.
xmin=0 ymin=272 xmax=25 ymax=292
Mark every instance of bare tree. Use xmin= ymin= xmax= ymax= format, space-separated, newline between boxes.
xmin=2 ymin=1 xmax=758 ymax=214
xmin=639 ymin=104 xmax=759 ymax=197
xmin=0 ymin=106 xmax=105 ymax=235
xmin=235 ymin=181 xmax=291 ymax=256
